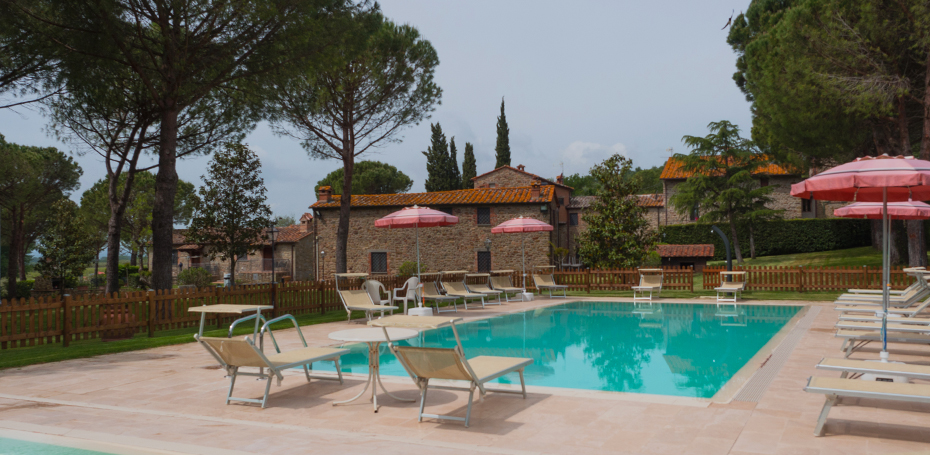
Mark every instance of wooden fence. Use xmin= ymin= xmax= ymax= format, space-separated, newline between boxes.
xmin=702 ymin=266 xmax=917 ymax=292
xmin=1 ymin=268 xmax=695 ymax=350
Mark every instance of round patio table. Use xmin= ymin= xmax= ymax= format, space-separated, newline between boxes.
xmin=328 ymin=327 xmax=418 ymax=412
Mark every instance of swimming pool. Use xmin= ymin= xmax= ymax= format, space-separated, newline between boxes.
xmin=0 ymin=437 xmax=114 ymax=455
xmin=317 ymin=301 xmax=801 ymax=398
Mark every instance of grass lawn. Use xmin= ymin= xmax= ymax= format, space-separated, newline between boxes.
xmin=706 ymin=246 xmax=904 ymax=268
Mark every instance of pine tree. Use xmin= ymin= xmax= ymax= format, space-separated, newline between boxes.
xmin=35 ymin=200 xmax=96 ymax=296
xmin=186 ymin=143 xmax=272 ymax=283
xmin=448 ymin=137 xmax=461 ymax=190
xmin=423 ymin=123 xmax=451 ymax=192
xmin=461 ymin=142 xmax=477 ymax=189
xmin=495 ymin=97 xmax=511 ymax=168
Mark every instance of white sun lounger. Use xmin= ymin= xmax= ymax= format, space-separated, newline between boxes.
xmin=369 ymin=315 xmax=532 ymax=427
xmin=441 ymin=281 xmax=487 ymax=309
xmin=632 ymin=268 xmax=663 ymax=301
xmin=834 ymin=320 xmax=930 ymax=335
xmin=532 ymin=273 xmax=568 ymax=298
xmin=836 ymin=267 xmax=926 ymax=298
xmin=337 ymin=289 xmax=399 ymax=323
xmin=715 ymin=271 xmax=747 ymax=303
xmin=421 ymin=281 xmax=458 ymax=313
xmin=465 ymin=274 xmax=503 ymax=305
xmin=836 ymin=294 xmax=930 ymax=318
xmin=195 ymin=318 xmax=349 ymax=408
xmin=489 ymin=271 xmax=524 ymax=302
xmin=816 ymin=357 xmax=930 ymax=380
xmin=835 ymin=329 xmax=930 ymax=357
xmin=805 ymin=376 xmax=930 ymax=436
xmin=834 ymin=275 xmax=930 ymax=307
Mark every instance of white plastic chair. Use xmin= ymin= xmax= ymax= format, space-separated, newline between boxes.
xmin=362 ymin=280 xmax=391 ymax=306
xmin=392 ymin=277 xmax=421 ymax=314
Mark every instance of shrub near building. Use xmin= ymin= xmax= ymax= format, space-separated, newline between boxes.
xmin=660 ymin=218 xmax=871 ymax=261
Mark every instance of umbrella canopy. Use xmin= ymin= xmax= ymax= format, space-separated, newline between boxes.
xmin=491 ymin=217 xmax=554 ymax=294
xmin=834 ymin=201 xmax=930 ymax=220
xmin=491 ymin=216 xmax=554 ymax=234
xmin=374 ymin=205 xmax=458 ymax=228
xmin=375 ymin=206 xmax=458 ymax=307
xmin=790 ymin=154 xmax=930 ymax=202
xmin=791 ymin=154 xmax=930 ymax=362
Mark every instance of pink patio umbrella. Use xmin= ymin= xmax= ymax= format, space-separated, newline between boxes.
xmin=374 ymin=205 xmax=458 ymax=282
xmin=792 ymin=154 xmax=930 ymax=360
xmin=491 ymin=216 xmax=554 ymax=292
xmin=834 ymin=201 xmax=930 ymax=219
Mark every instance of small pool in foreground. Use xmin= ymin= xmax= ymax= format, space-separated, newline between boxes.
xmin=0 ymin=437 xmax=114 ymax=455
xmin=318 ymin=301 xmax=801 ymax=398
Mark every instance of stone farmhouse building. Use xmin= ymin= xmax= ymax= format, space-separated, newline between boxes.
xmin=152 ymin=214 xmax=315 ymax=282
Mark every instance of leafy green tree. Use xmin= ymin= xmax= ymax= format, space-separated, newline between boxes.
xmin=270 ymin=10 xmax=441 ymax=274
xmin=423 ymin=123 xmax=459 ymax=192
xmin=461 ymin=142 xmax=477 ymax=188
xmin=562 ymin=173 xmax=601 ymax=196
xmin=0 ymin=1 xmax=60 ymax=108
xmin=448 ymin=137 xmax=461 ymax=190
xmin=670 ymin=121 xmax=777 ymax=265
xmin=626 ymin=166 xmax=663 ymax=194
xmin=186 ymin=143 xmax=272 ymax=284
xmin=9 ymin=0 xmax=350 ymax=290
xmin=495 ymin=97 xmax=511 ymax=168
xmin=35 ymin=200 xmax=96 ymax=296
xmin=316 ymin=161 xmax=413 ymax=195
xmin=275 ymin=215 xmax=297 ymax=227
xmin=576 ymin=154 xmax=657 ymax=269
xmin=0 ymin=135 xmax=82 ymax=298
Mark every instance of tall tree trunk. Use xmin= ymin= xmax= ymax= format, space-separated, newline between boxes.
xmin=749 ymin=223 xmax=756 ymax=260
xmin=871 ymin=219 xmax=882 ymax=251
xmin=229 ymin=257 xmax=236 ymax=286
xmin=130 ymin=249 xmax=137 ymax=266
xmin=921 ymin=49 xmax=930 ymax=160
xmin=907 ymin=220 xmax=927 ymax=267
xmin=104 ymin=213 xmax=124 ymax=295
xmin=5 ymin=208 xmax=19 ymax=298
xmin=729 ymin=215 xmax=744 ymax=265
xmin=896 ymin=96 xmax=911 ymax=156
xmin=16 ymin=208 xmax=26 ymax=281
xmin=93 ymin=249 xmax=100 ymax=290
xmin=336 ymin=149 xmax=355 ymax=274
xmin=890 ymin=221 xmax=902 ymax=265
xmin=151 ymin=107 xmax=180 ymax=290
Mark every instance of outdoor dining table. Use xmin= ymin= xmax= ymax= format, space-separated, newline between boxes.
xmin=187 ymin=304 xmax=273 ymax=341
xmin=328 ymin=327 xmax=419 ymax=412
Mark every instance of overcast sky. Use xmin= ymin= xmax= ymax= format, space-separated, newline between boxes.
xmin=0 ymin=0 xmax=751 ymax=221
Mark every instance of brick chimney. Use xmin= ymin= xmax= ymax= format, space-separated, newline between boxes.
xmin=531 ymin=180 xmax=541 ymax=199
xmin=300 ymin=217 xmax=312 ymax=233
xmin=556 ymin=173 xmax=564 ymax=185
xmin=517 ymin=164 xmax=525 ymax=171
xmin=317 ymin=186 xmax=332 ymax=203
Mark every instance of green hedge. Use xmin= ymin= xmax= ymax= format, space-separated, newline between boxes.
xmin=659 ymin=219 xmax=872 ymax=260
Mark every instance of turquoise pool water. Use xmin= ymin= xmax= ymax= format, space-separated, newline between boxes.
xmin=316 ymin=301 xmax=800 ymax=398
xmin=0 ymin=438 xmax=113 ymax=455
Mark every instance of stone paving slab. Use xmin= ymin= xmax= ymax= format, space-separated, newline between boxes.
xmin=1 ymin=296 xmax=930 ymax=454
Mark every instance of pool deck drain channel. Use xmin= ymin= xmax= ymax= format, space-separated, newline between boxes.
xmin=733 ymin=305 xmax=820 ymax=403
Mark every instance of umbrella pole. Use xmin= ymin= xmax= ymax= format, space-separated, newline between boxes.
xmin=417 ymin=224 xmax=423 ymax=309
xmin=881 ymin=188 xmax=889 ymax=361
xmin=522 ymin=232 xmax=527 ymax=294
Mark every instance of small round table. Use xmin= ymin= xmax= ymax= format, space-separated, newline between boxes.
xmin=328 ymin=327 xmax=419 ymax=412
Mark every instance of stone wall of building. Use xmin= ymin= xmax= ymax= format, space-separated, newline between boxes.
xmin=661 ymin=175 xmax=805 ymax=226
xmin=292 ymin=236 xmax=316 ymax=281
xmin=314 ymin=204 xmax=553 ymax=277
xmin=473 ymin=167 xmax=537 ymax=189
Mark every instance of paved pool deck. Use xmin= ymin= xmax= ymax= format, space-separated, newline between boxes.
xmin=1 ymin=296 xmax=929 ymax=454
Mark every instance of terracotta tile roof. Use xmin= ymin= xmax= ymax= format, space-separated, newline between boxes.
xmin=656 ymin=244 xmax=715 ymax=258
xmin=567 ymin=194 xmax=663 ymax=209
xmin=636 ymin=193 xmax=664 ymax=207
xmin=568 ymin=196 xmax=596 ymax=209
xmin=267 ymin=225 xmax=312 ymax=244
xmin=659 ymin=156 xmax=799 ymax=180
xmin=168 ymin=225 xmax=311 ymax=247
xmin=310 ymin=185 xmax=555 ymax=209
xmin=471 ymin=165 xmax=573 ymax=189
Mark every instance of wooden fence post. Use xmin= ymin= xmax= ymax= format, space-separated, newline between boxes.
xmin=798 ymin=266 xmax=804 ymax=293
xmin=147 ymin=291 xmax=155 ymax=337
xmin=62 ymin=295 xmax=71 ymax=348
xmin=586 ymin=268 xmax=591 ymax=294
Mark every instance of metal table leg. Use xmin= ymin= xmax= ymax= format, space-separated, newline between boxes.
xmin=332 ymin=341 xmax=415 ymax=412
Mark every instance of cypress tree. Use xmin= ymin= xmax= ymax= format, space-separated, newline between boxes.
xmin=461 ymin=142 xmax=477 ymax=189
xmin=423 ymin=123 xmax=450 ymax=192
xmin=449 ymin=137 xmax=461 ymax=190
xmin=495 ymin=97 xmax=511 ymax=168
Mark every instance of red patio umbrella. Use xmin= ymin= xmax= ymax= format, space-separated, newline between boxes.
xmin=491 ymin=216 xmax=554 ymax=293
xmin=791 ymin=154 xmax=930 ymax=360
xmin=834 ymin=201 xmax=930 ymax=219
xmin=374 ymin=205 xmax=458 ymax=282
